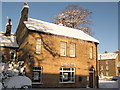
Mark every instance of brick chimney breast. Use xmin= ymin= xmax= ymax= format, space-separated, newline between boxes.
xmin=21 ymin=2 xmax=29 ymax=21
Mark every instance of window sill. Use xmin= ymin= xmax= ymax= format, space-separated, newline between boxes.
xmin=60 ymin=55 xmax=77 ymax=58
xmin=69 ymin=56 xmax=76 ymax=58
xmin=59 ymin=81 xmax=75 ymax=84
xmin=89 ymin=58 xmax=94 ymax=60
xmin=60 ymin=55 xmax=67 ymax=57
xmin=36 ymin=52 xmax=41 ymax=54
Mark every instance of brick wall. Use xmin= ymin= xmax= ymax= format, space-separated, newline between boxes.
xmin=16 ymin=29 xmax=98 ymax=88
xmin=98 ymin=59 xmax=116 ymax=77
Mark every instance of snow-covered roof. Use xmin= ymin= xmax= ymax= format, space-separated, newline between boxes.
xmin=98 ymin=53 xmax=118 ymax=60
xmin=0 ymin=33 xmax=19 ymax=48
xmin=24 ymin=18 xmax=99 ymax=43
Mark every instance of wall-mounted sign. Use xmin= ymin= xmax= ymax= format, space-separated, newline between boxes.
xmin=61 ymin=63 xmax=76 ymax=67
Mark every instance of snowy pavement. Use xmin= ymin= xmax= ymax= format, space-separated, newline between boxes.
xmin=99 ymin=79 xmax=118 ymax=88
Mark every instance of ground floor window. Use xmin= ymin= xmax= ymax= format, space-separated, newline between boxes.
xmin=119 ymin=69 xmax=120 ymax=73
xmin=10 ymin=49 xmax=16 ymax=61
xmin=32 ymin=66 xmax=42 ymax=84
xmin=60 ymin=67 xmax=75 ymax=83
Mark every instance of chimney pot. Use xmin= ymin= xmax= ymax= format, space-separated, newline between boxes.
xmin=24 ymin=2 xmax=28 ymax=6
xmin=5 ymin=18 xmax=12 ymax=36
xmin=104 ymin=51 xmax=108 ymax=53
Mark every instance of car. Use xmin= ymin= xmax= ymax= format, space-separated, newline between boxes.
xmin=112 ymin=76 xmax=119 ymax=81
xmin=3 ymin=76 xmax=32 ymax=89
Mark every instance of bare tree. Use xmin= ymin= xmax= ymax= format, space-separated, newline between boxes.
xmin=53 ymin=5 xmax=94 ymax=36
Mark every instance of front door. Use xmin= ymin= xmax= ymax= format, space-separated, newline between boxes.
xmin=89 ymin=68 xmax=95 ymax=88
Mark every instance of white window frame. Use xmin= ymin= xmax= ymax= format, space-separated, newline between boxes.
xmin=89 ymin=47 xmax=93 ymax=59
xmin=36 ymin=38 xmax=41 ymax=54
xmin=106 ymin=72 xmax=109 ymax=76
xmin=32 ymin=66 xmax=42 ymax=84
xmin=106 ymin=66 xmax=109 ymax=70
xmin=60 ymin=42 xmax=66 ymax=56
xmin=101 ymin=72 xmax=104 ymax=76
xmin=106 ymin=61 xmax=108 ymax=64
xmin=59 ymin=67 xmax=75 ymax=83
xmin=70 ymin=43 xmax=75 ymax=57
xmin=101 ymin=66 xmax=103 ymax=70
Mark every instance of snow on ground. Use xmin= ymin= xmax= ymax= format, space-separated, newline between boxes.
xmin=99 ymin=79 xmax=118 ymax=88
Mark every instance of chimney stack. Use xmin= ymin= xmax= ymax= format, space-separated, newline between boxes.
xmin=104 ymin=51 xmax=108 ymax=53
xmin=5 ymin=18 xmax=12 ymax=36
xmin=21 ymin=2 xmax=29 ymax=21
xmin=116 ymin=50 xmax=119 ymax=54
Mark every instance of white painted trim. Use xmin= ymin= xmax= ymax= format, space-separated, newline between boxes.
xmin=59 ymin=81 xmax=75 ymax=84
xmin=60 ymin=42 xmax=67 ymax=56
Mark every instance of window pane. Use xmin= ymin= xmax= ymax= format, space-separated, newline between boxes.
xmin=90 ymin=47 xmax=93 ymax=59
xmin=60 ymin=42 xmax=66 ymax=56
xmin=70 ymin=43 xmax=75 ymax=57
xmin=101 ymin=66 xmax=103 ymax=70
xmin=63 ymin=68 xmax=70 ymax=71
xmin=72 ymin=72 xmax=74 ymax=81
xmin=106 ymin=66 xmax=108 ymax=70
xmin=106 ymin=61 xmax=108 ymax=64
xmin=36 ymin=38 xmax=41 ymax=54
xmin=63 ymin=72 xmax=71 ymax=82
xmin=106 ymin=72 xmax=109 ymax=76
xmin=33 ymin=72 xmax=40 ymax=80
xmin=60 ymin=72 xmax=62 ymax=82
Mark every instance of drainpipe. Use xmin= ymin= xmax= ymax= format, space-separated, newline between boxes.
xmin=96 ymin=43 xmax=99 ymax=88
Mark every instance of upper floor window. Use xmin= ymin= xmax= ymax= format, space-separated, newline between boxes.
xmin=101 ymin=72 xmax=104 ymax=76
xmin=106 ymin=66 xmax=109 ymax=70
xmin=106 ymin=72 xmax=109 ymax=76
xmin=36 ymin=38 xmax=41 ymax=54
xmin=70 ymin=43 xmax=75 ymax=57
xmin=60 ymin=42 xmax=66 ymax=56
xmin=10 ymin=49 xmax=16 ymax=61
xmin=106 ymin=61 xmax=108 ymax=64
xmin=101 ymin=66 xmax=103 ymax=70
xmin=89 ymin=47 xmax=93 ymax=59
